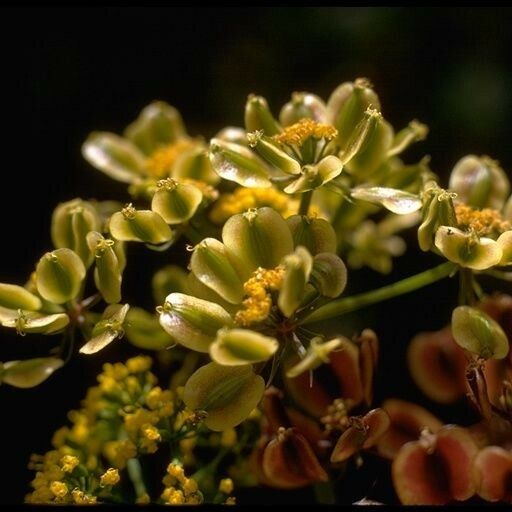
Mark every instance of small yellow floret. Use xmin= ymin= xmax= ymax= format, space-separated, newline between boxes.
xmin=60 ymin=455 xmax=79 ymax=473
xmin=273 ymin=118 xmax=338 ymax=146
xmin=219 ymin=478 xmax=234 ymax=495
xmin=455 ymin=203 xmax=511 ymax=237
xmin=100 ymin=468 xmax=120 ymax=487
xmin=145 ymin=139 xmax=198 ymax=178
xmin=50 ymin=481 xmax=68 ymax=499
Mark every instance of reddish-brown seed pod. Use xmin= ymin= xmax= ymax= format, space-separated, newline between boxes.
xmin=392 ymin=425 xmax=478 ymax=505
xmin=473 ymin=445 xmax=512 ymax=503
xmin=262 ymin=428 xmax=328 ymax=489
xmin=358 ymin=329 xmax=379 ymax=406
xmin=408 ymin=327 xmax=467 ymax=404
xmin=377 ymin=399 xmax=443 ymax=459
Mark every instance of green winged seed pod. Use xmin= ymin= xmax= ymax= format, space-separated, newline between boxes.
xmin=244 ymin=95 xmax=282 ymax=136
xmin=123 ymin=101 xmax=186 ymax=156
xmin=284 ymin=155 xmax=344 ymax=194
xmin=209 ymin=138 xmax=272 ymax=188
xmin=286 ymin=337 xmax=343 ymax=378
xmin=497 ymin=231 xmax=512 ymax=266
xmin=310 ymin=253 xmax=348 ymax=298
xmin=222 ymin=207 xmax=294 ymax=273
xmin=0 ymin=284 xmax=41 ymax=311
xmin=449 ymin=155 xmax=510 ymax=211
xmin=434 ymin=226 xmax=502 ymax=270
xmin=82 ymin=132 xmax=146 ymax=184
xmin=109 ymin=204 xmax=173 ymax=244
xmin=210 ymin=328 xmax=279 ymax=366
xmin=190 ymin=238 xmax=245 ymax=304
xmin=417 ymin=192 xmax=441 ymax=252
xmin=172 ymin=146 xmax=220 ymax=185
xmin=51 ymin=198 xmax=101 ymax=267
xmin=286 ymin=215 xmax=337 ymax=255
xmin=152 ymin=264 xmax=190 ymax=305
xmin=2 ymin=311 xmax=69 ymax=335
xmin=326 ymin=78 xmax=381 ymax=147
xmin=214 ymin=126 xmax=249 ymax=146
xmin=86 ymin=231 xmax=122 ymax=304
xmin=346 ymin=115 xmax=394 ymax=178
xmin=158 ymin=293 xmax=233 ymax=352
xmin=151 ymin=178 xmax=203 ymax=224
xmin=351 ymin=186 xmax=422 ymax=215
xmin=387 ymin=120 xmax=429 ymax=158
xmin=1 ymin=357 xmax=64 ymax=388
xmin=451 ymin=306 xmax=509 ymax=360
xmin=35 ymin=248 xmax=86 ymax=304
xmin=278 ymin=246 xmax=313 ymax=318
xmin=279 ymin=92 xmax=328 ymax=127
xmin=183 ymin=362 xmax=265 ymax=431
xmin=247 ymin=131 xmax=301 ymax=175
xmin=124 ymin=307 xmax=173 ymax=350
xmin=80 ymin=303 xmax=130 ymax=355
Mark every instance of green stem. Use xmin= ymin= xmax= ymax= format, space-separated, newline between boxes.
xmin=301 ymin=261 xmax=456 ymax=325
xmin=126 ymin=458 xmax=147 ymax=499
xmin=298 ymin=190 xmax=313 ymax=216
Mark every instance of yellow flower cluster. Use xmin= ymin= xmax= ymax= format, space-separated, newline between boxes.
xmin=272 ymin=118 xmax=338 ymax=147
xmin=161 ymin=463 xmax=202 ymax=505
xmin=145 ymin=138 xmax=199 ymax=178
xmin=235 ymin=266 xmax=285 ymax=326
xmin=210 ymin=187 xmax=296 ymax=224
xmin=455 ymin=203 xmax=511 ymax=237
xmin=100 ymin=468 xmax=120 ymax=487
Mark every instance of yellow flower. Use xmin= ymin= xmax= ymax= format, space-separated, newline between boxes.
xmin=50 ymin=481 xmax=68 ymax=499
xmin=126 ymin=355 xmax=152 ymax=374
xmin=219 ymin=478 xmax=234 ymax=495
xmin=100 ymin=468 xmax=120 ymax=487
xmin=60 ymin=455 xmax=79 ymax=473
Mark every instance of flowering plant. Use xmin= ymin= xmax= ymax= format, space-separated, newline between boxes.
xmin=4 ymin=79 xmax=512 ymax=505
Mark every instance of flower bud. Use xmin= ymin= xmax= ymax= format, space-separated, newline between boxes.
xmin=124 ymin=307 xmax=173 ymax=350
xmin=87 ymin=232 xmax=122 ymax=304
xmin=278 ymin=246 xmax=313 ymax=318
xmin=109 ymin=204 xmax=174 ymax=245
xmin=80 ymin=304 xmax=130 ymax=354
xmin=1 ymin=357 xmax=63 ymax=388
xmin=244 ymin=95 xmax=281 ymax=136
xmin=36 ymin=248 xmax=86 ymax=304
xmin=247 ymin=131 xmax=301 ymax=175
xmin=51 ymin=198 xmax=101 ymax=267
xmin=0 ymin=283 xmax=41 ymax=311
xmin=151 ymin=178 xmax=203 ymax=224
xmin=449 ymin=155 xmax=510 ymax=210
xmin=82 ymin=132 xmax=146 ymax=183
xmin=210 ymin=328 xmax=278 ymax=366
xmin=310 ymin=253 xmax=347 ymax=298
xmin=2 ymin=311 xmax=69 ymax=335
xmin=152 ymin=264 xmax=189 ymax=305
xmin=183 ymin=362 xmax=265 ymax=430
xmin=172 ymin=146 xmax=220 ymax=185
xmin=434 ymin=226 xmax=501 ymax=270
xmin=209 ymin=138 xmax=271 ymax=188
xmin=222 ymin=207 xmax=294 ymax=274
xmin=286 ymin=215 xmax=337 ymax=255
xmin=158 ymin=293 xmax=233 ymax=352
xmin=326 ymin=78 xmax=381 ymax=147
xmin=123 ymin=101 xmax=186 ymax=155
xmin=279 ymin=92 xmax=328 ymax=127
xmin=284 ymin=155 xmax=343 ymax=194
xmin=451 ymin=305 xmax=509 ymax=359
xmin=286 ymin=337 xmax=343 ymax=378
xmin=190 ymin=238 xmax=245 ymax=304
xmin=351 ymin=186 xmax=422 ymax=215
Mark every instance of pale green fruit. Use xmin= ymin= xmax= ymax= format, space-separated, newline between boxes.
xmin=183 ymin=362 xmax=265 ymax=431
xmin=286 ymin=215 xmax=337 ymax=255
xmin=2 ymin=311 xmax=69 ymax=335
xmin=82 ymin=132 xmax=146 ymax=183
xmin=173 ymin=146 xmax=220 ymax=185
xmin=158 ymin=293 xmax=232 ymax=352
xmin=210 ymin=328 xmax=278 ymax=366
xmin=124 ymin=307 xmax=173 ymax=350
xmin=124 ymin=101 xmax=186 ymax=155
xmin=286 ymin=337 xmax=343 ymax=378
xmin=152 ymin=265 xmax=190 ymax=305
xmin=247 ymin=131 xmax=301 ymax=175
xmin=244 ymin=95 xmax=281 ymax=136
xmin=36 ymin=248 xmax=86 ymax=304
xmin=284 ymin=155 xmax=343 ymax=194
xmin=279 ymin=92 xmax=328 ymax=126
xmin=451 ymin=306 xmax=509 ymax=359
xmin=209 ymin=138 xmax=271 ymax=188
xmin=1 ymin=357 xmax=64 ymax=388
xmin=310 ymin=253 xmax=348 ymax=298
xmin=351 ymin=186 xmax=422 ymax=215
xmin=0 ymin=283 xmax=42 ymax=311
xmin=151 ymin=179 xmax=203 ymax=224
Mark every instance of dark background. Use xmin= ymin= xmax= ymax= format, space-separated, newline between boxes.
xmin=2 ymin=6 xmax=512 ymax=504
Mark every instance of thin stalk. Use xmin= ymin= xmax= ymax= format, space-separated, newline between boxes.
xmin=126 ymin=458 xmax=147 ymax=499
xmin=301 ymin=261 xmax=456 ymax=325
xmin=298 ymin=190 xmax=313 ymax=216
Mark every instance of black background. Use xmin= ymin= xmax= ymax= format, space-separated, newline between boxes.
xmin=2 ymin=6 xmax=512 ymax=505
